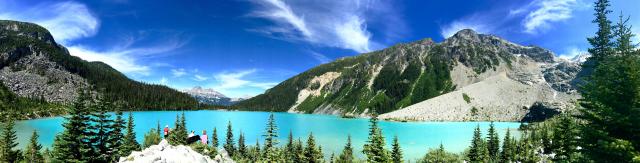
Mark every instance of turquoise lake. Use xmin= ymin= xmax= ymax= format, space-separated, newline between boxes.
xmin=11 ymin=110 xmax=522 ymax=161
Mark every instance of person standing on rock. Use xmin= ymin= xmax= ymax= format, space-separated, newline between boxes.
xmin=164 ymin=125 xmax=169 ymax=139
xmin=201 ymin=130 xmax=208 ymax=144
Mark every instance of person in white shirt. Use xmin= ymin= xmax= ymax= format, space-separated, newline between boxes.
xmin=188 ymin=130 xmax=195 ymax=138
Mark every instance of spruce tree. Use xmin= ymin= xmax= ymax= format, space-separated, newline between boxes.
xmin=487 ymin=122 xmax=500 ymax=161
xmin=23 ymin=130 xmax=44 ymax=163
xmin=52 ymin=91 xmax=92 ymax=162
xmin=263 ymin=113 xmax=278 ymax=149
xmin=499 ymin=129 xmax=514 ymax=163
xmin=1 ymin=117 xmax=19 ymax=163
xmin=336 ymin=135 xmax=354 ymax=163
xmin=89 ymin=98 xmax=114 ymax=162
xmin=262 ymin=113 xmax=279 ymax=160
xmin=156 ymin=121 xmax=161 ymax=137
xmin=303 ymin=133 xmax=322 ymax=163
xmin=108 ymin=107 xmax=126 ymax=162
xmin=363 ymin=115 xmax=389 ymax=163
xmin=421 ymin=143 xmax=461 ymax=163
xmin=286 ymin=130 xmax=295 ymax=161
xmin=552 ymin=115 xmax=578 ymax=162
xmin=467 ymin=125 xmax=486 ymax=163
xmin=121 ymin=112 xmax=140 ymax=156
xmin=168 ymin=113 xmax=187 ymax=145
xmin=293 ymin=139 xmax=304 ymax=163
xmin=587 ymin=0 xmax=613 ymax=62
xmin=580 ymin=0 xmax=640 ymax=161
xmin=224 ymin=121 xmax=236 ymax=157
xmin=614 ymin=13 xmax=635 ymax=56
xmin=211 ymin=127 xmax=219 ymax=148
xmin=238 ymin=132 xmax=247 ymax=158
xmin=391 ymin=136 xmax=403 ymax=163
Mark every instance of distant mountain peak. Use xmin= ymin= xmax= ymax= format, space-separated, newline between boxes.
xmin=183 ymin=86 xmax=227 ymax=98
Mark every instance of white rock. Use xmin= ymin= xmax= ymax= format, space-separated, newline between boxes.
xmin=118 ymin=140 xmax=234 ymax=163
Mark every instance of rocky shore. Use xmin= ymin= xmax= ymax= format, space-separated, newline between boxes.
xmin=119 ymin=140 xmax=234 ymax=163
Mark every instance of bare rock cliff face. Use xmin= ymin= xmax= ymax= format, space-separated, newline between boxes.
xmin=0 ymin=20 xmax=91 ymax=103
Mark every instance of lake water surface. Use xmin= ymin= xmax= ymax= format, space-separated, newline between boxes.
xmin=12 ymin=110 xmax=522 ymax=161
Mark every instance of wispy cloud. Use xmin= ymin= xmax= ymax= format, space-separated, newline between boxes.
xmin=519 ymin=0 xmax=586 ymax=34
xmin=159 ymin=77 xmax=169 ymax=85
xmin=0 ymin=1 xmax=188 ymax=76
xmin=247 ymin=0 xmax=401 ymax=53
xmin=171 ymin=68 xmax=187 ymax=77
xmin=211 ymin=69 xmax=277 ymax=91
xmin=0 ymin=1 xmax=99 ymax=44
xmin=193 ymin=74 xmax=209 ymax=81
xmin=67 ymin=38 xmax=185 ymax=75
xmin=440 ymin=20 xmax=491 ymax=38
xmin=308 ymin=51 xmax=331 ymax=64
xmin=558 ymin=46 xmax=588 ymax=60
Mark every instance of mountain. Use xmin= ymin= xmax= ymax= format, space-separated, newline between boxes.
xmin=0 ymin=20 xmax=198 ymax=118
xmin=236 ymin=29 xmax=583 ymax=121
xmin=182 ymin=86 xmax=244 ymax=106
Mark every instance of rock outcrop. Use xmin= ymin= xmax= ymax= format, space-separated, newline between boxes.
xmin=119 ymin=140 xmax=234 ymax=163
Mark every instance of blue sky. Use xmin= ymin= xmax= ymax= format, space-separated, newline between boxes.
xmin=1 ymin=0 xmax=639 ymax=98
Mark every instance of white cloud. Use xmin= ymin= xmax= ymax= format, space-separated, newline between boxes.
xmin=522 ymin=0 xmax=581 ymax=34
xmin=159 ymin=77 xmax=169 ymax=85
xmin=309 ymin=51 xmax=331 ymax=64
xmin=558 ymin=46 xmax=588 ymax=61
xmin=440 ymin=21 xmax=490 ymax=38
xmin=171 ymin=68 xmax=187 ymax=77
xmin=67 ymin=45 xmax=150 ymax=75
xmin=193 ymin=74 xmax=209 ymax=81
xmin=248 ymin=0 xmax=398 ymax=53
xmin=67 ymin=40 xmax=184 ymax=76
xmin=0 ymin=1 xmax=99 ymax=44
xmin=211 ymin=69 xmax=277 ymax=91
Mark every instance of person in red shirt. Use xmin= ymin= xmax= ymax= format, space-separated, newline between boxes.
xmin=163 ymin=125 xmax=169 ymax=139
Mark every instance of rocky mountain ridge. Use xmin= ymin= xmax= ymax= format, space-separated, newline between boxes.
xmin=0 ymin=20 xmax=198 ymax=112
xmin=237 ymin=29 xmax=583 ymax=121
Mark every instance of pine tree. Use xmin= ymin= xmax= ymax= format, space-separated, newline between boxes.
xmin=587 ymin=0 xmax=614 ymax=62
xmin=108 ymin=107 xmax=126 ymax=162
xmin=467 ymin=124 xmax=487 ymax=163
xmin=293 ymin=139 xmax=304 ymax=163
xmin=156 ymin=121 xmax=162 ymax=137
xmin=142 ymin=128 xmax=162 ymax=148
xmin=391 ymin=136 xmax=403 ymax=163
xmin=89 ymin=98 xmax=114 ymax=162
xmin=580 ymin=0 xmax=640 ymax=161
xmin=421 ymin=143 xmax=460 ymax=163
xmin=263 ymin=113 xmax=278 ymax=149
xmin=552 ymin=114 xmax=581 ymax=162
xmin=121 ymin=112 xmax=140 ymax=156
xmin=539 ymin=124 xmax=552 ymax=154
xmin=499 ymin=129 xmax=514 ymax=163
xmin=52 ymin=91 xmax=92 ymax=162
xmin=224 ymin=121 xmax=236 ymax=157
xmin=303 ymin=133 xmax=322 ymax=163
xmin=238 ymin=132 xmax=247 ymax=157
xmin=23 ymin=130 xmax=44 ymax=163
xmin=1 ymin=117 xmax=19 ymax=163
xmin=211 ymin=127 xmax=219 ymax=148
xmin=285 ymin=130 xmax=295 ymax=161
xmin=487 ymin=122 xmax=500 ymax=161
xmin=614 ymin=13 xmax=636 ymax=56
xmin=262 ymin=113 xmax=279 ymax=160
xmin=169 ymin=113 xmax=187 ymax=145
xmin=363 ymin=115 xmax=389 ymax=163
xmin=336 ymin=135 xmax=354 ymax=163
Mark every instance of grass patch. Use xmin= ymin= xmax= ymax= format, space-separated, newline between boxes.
xmin=462 ymin=93 xmax=472 ymax=104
